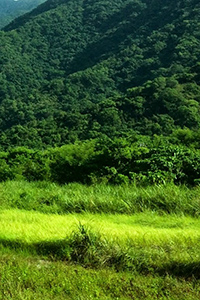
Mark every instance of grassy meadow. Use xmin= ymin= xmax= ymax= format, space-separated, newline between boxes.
xmin=0 ymin=181 xmax=200 ymax=299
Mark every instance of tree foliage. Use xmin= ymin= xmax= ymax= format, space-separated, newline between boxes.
xmin=0 ymin=0 xmax=200 ymax=185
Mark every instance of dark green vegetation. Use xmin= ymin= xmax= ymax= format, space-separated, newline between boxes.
xmin=1 ymin=137 xmax=200 ymax=186
xmin=0 ymin=0 xmax=200 ymax=148
xmin=0 ymin=0 xmax=200 ymax=185
xmin=0 ymin=0 xmax=45 ymax=28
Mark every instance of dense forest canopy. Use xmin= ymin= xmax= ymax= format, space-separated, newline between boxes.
xmin=0 ymin=0 xmax=200 ymax=149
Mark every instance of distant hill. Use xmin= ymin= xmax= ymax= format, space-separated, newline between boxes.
xmin=0 ymin=0 xmax=45 ymax=28
xmin=0 ymin=0 xmax=200 ymax=149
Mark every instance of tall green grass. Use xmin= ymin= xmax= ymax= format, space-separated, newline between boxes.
xmin=0 ymin=180 xmax=200 ymax=215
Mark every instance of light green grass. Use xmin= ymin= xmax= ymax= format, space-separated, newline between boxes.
xmin=0 ymin=209 xmax=200 ymax=299
xmin=0 ymin=209 xmax=200 ymax=276
xmin=0 ymin=209 xmax=200 ymax=243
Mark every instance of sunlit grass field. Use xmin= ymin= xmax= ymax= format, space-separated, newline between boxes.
xmin=1 ymin=209 xmax=200 ymax=244
xmin=0 ymin=181 xmax=200 ymax=299
xmin=0 ymin=209 xmax=200 ymax=268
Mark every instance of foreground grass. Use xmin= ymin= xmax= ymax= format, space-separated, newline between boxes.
xmin=0 ymin=209 xmax=200 ymax=299
xmin=1 ymin=254 xmax=200 ymax=300
xmin=0 ymin=209 xmax=200 ymax=277
xmin=0 ymin=181 xmax=200 ymax=298
xmin=0 ymin=180 xmax=200 ymax=215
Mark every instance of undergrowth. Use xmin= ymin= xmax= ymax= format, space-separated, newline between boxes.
xmin=0 ymin=180 xmax=200 ymax=216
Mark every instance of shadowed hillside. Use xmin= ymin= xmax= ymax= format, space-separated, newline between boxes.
xmin=0 ymin=0 xmax=200 ymax=148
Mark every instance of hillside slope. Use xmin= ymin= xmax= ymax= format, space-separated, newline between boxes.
xmin=0 ymin=0 xmax=200 ymax=148
xmin=0 ymin=0 xmax=45 ymax=28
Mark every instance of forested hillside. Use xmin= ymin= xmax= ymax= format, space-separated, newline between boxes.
xmin=0 ymin=0 xmax=200 ymax=148
xmin=0 ymin=0 xmax=45 ymax=28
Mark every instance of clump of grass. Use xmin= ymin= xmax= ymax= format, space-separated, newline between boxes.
xmin=0 ymin=180 xmax=200 ymax=216
xmin=55 ymin=224 xmax=200 ymax=277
